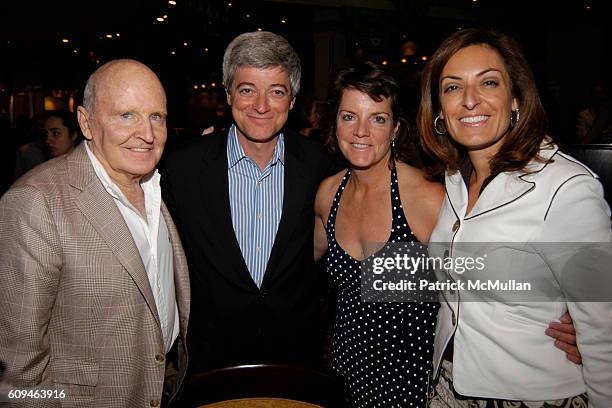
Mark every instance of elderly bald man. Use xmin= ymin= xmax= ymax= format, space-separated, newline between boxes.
xmin=0 ymin=59 xmax=189 ymax=407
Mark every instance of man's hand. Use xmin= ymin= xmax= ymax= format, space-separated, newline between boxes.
xmin=546 ymin=312 xmax=582 ymax=364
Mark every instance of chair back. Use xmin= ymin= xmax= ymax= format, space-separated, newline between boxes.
xmin=181 ymin=364 xmax=345 ymax=408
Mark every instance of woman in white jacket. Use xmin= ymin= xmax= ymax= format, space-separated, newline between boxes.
xmin=417 ymin=28 xmax=612 ymax=407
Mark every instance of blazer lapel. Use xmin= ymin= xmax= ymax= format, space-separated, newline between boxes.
xmin=464 ymin=173 xmax=535 ymax=220
xmin=447 ymin=144 xmax=558 ymax=220
xmin=200 ymin=132 xmax=257 ymax=291
xmin=162 ymin=202 xmax=190 ymax=337
xmin=68 ymin=144 xmax=161 ymax=326
xmin=261 ymin=131 xmax=309 ymax=287
xmin=444 ymin=171 xmax=469 ymax=220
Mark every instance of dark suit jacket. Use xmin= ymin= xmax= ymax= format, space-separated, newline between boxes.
xmin=161 ymin=129 xmax=332 ymax=372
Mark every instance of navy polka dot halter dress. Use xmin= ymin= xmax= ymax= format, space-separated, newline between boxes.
xmin=325 ymin=167 xmax=439 ymax=407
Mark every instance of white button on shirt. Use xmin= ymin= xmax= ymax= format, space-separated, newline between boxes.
xmin=85 ymin=142 xmax=179 ymax=353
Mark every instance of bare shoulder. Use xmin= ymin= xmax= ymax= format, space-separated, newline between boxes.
xmin=315 ymin=169 xmax=347 ymax=220
xmin=396 ymin=162 xmax=444 ymax=203
xmin=396 ymin=162 xmax=444 ymax=242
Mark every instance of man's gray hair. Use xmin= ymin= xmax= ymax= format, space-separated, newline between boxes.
xmin=222 ymin=31 xmax=301 ymax=96
xmin=82 ymin=72 xmax=97 ymax=114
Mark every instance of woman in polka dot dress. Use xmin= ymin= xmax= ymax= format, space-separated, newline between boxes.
xmin=314 ymin=62 xmax=444 ymax=407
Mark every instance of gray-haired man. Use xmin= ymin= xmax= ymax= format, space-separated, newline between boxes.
xmin=161 ymin=31 xmax=332 ymax=372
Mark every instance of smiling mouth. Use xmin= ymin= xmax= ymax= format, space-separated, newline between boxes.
xmin=460 ymin=115 xmax=489 ymax=124
xmin=128 ymin=147 xmax=152 ymax=152
xmin=350 ymin=143 xmax=370 ymax=148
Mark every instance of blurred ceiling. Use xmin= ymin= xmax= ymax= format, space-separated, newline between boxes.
xmin=1 ymin=0 xmax=608 ymax=89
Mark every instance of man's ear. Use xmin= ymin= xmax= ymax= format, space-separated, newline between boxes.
xmin=289 ymin=96 xmax=296 ymax=111
xmin=225 ymin=89 xmax=232 ymax=106
xmin=76 ymin=106 xmax=93 ymax=141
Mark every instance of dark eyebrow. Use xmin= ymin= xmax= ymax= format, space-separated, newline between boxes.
xmin=441 ymin=68 xmax=503 ymax=82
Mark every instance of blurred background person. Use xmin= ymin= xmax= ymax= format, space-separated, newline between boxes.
xmin=290 ymin=94 xmax=322 ymax=140
xmin=576 ymin=81 xmax=611 ymax=144
xmin=44 ymin=109 xmax=81 ymax=157
xmin=12 ymin=114 xmax=48 ymax=181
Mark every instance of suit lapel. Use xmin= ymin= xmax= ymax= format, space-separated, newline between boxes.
xmin=447 ymin=144 xmax=558 ymax=220
xmin=261 ymin=131 xmax=309 ymax=287
xmin=200 ymin=132 xmax=257 ymax=291
xmin=162 ymin=202 xmax=190 ymax=337
xmin=465 ymin=174 xmax=535 ymax=219
xmin=68 ymin=144 xmax=161 ymax=326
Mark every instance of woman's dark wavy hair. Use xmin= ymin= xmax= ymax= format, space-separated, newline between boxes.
xmin=46 ymin=109 xmax=79 ymax=135
xmin=45 ymin=109 xmax=84 ymax=146
xmin=323 ymin=61 xmax=416 ymax=168
xmin=417 ymin=28 xmax=550 ymax=177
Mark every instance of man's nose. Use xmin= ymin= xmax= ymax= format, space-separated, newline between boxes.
xmin=253 ymin=93 xmax=270 ymax=113
xmin=140 ymin=120 xmax=155 ymax=143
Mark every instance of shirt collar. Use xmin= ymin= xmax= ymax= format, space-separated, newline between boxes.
xmin=226 ymin=124 xmax=285 ymax=169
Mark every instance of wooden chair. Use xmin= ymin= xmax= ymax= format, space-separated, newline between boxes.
xmin=180 ymin=364 xmax=346 ymax=408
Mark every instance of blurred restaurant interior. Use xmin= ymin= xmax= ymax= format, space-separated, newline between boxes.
xmin=0 ymin=0 xmax=610 ymax=192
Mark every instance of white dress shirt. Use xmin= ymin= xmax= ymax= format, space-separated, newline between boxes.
xmin=85 ymin=141 xmax=179 ymax=353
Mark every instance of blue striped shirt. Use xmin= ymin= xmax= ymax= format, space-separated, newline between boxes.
xmin=227 ymin=125 xmax=285 ymax=287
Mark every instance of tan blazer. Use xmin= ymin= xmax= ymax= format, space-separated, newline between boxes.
xmin=0 ymin=144 xmax=190 ymax=407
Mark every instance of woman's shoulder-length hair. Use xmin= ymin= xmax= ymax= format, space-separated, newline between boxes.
xmin=417 ymin=28 xmax=550 ymax=177
xmin=322 ymin=61 xmax=419 ymax=169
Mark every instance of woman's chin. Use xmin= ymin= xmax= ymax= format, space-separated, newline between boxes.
xmin=349 ymin=158 xmax=390 ymax=171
